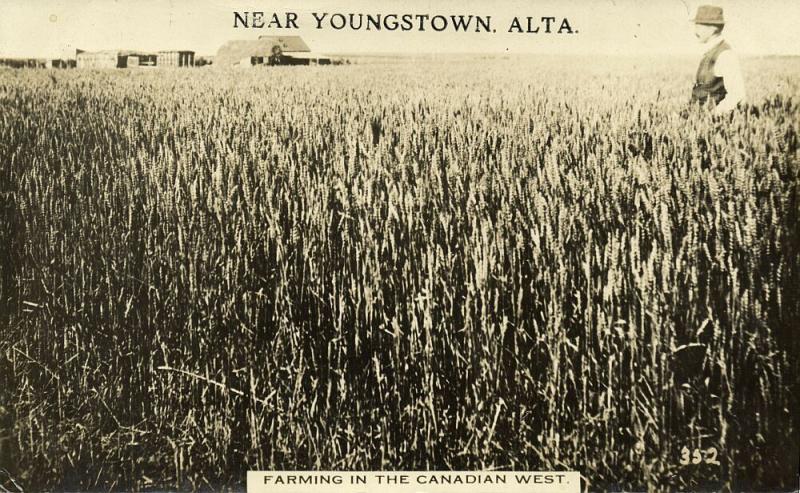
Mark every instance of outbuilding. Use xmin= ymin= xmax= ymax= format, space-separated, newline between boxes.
xmin=158 ymin=50 xmax=195 ymax=67
xmin=216 ymin=36 xmax=324 ymax=67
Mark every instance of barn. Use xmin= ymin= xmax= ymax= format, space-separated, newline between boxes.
xmin=215 ymin=36 xmax=331 ymax=67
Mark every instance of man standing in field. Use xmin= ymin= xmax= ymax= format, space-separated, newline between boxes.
xmin=690 ymin=5 xmax=746 ymax=114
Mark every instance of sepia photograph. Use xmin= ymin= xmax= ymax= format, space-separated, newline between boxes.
xmin=0 ymin=0 xmax=798 ymax=491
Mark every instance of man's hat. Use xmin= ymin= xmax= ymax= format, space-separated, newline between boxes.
xmin=692 ymin=5 xmax=725 ymax=25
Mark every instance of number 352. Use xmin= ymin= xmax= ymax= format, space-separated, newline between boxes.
xmin=680 ymin=446 xmax=720 ymax=465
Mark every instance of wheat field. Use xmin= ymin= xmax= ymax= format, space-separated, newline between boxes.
xmin=0 ymin=56 xmax=798 ymax=491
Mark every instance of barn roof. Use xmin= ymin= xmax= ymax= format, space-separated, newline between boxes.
xmin=216 ymin=36 xmax=310 ymax=66
xmin=257 ymin=35 xmax=310 ymax=51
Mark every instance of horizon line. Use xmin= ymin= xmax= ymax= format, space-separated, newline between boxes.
xmin=2 ymin=51 xmax=800 ymax=60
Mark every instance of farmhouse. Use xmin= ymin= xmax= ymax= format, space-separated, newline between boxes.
xmin=215 ymin=35 xmax=331 ymax=67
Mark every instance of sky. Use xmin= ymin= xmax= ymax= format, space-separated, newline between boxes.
xmin=0 ymin=0 xmax=799 ymax=58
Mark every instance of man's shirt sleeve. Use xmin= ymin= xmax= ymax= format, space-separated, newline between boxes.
xmin=713 ymin=50 xmax=746 ymax=112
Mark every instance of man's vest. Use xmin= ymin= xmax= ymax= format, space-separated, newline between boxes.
xmin=691 ymin=39 xmax=731 ymax=106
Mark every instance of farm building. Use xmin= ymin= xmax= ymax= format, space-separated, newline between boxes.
xmin=76 ymin=49 xmax=195 ymax=68
xmin=0 ymin=58 xmax=46 ymax=68
xmin=76 ymin=50 xmax=126 ymax=68
xmin=46 ymin=59 xmax=75 ymax=69
xmin=127 ymin=53 xmax=158 ymax=67
xmin=76 ymin=50 xmax=159 ymax=68
xmin=215 ymin=36 xmax=331 ymax=67
xmin=158 ymin=50 xmax=195 ymax=67
xmin=77 ymin=50 xmax=115 ymax=68
xmin=279 ymin=52 xmax=334 ymax=65
xmin=0 ymin=58 xmax=76 ymax=69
